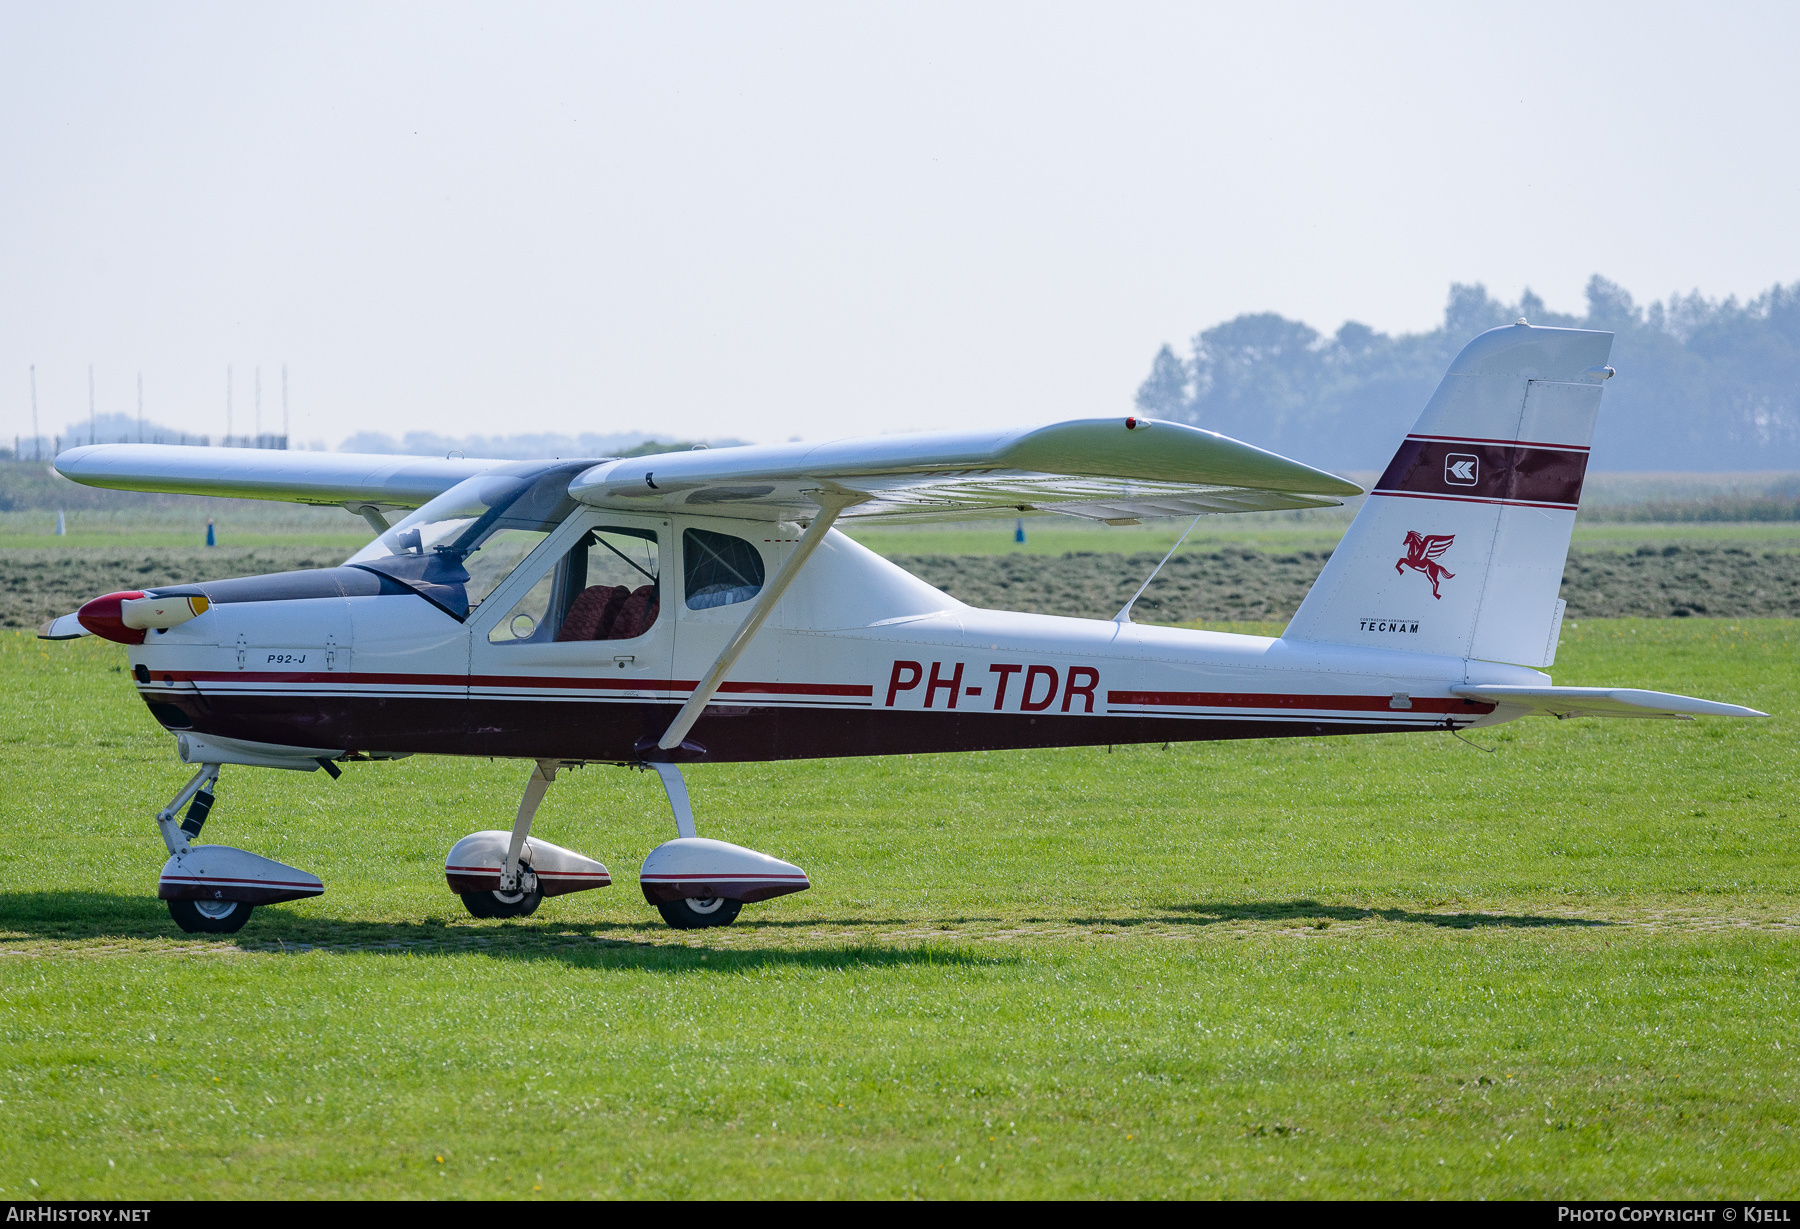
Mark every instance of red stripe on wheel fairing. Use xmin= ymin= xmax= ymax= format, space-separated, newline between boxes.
xmin=158 ymin=875 xmax=322 ymax=889
xmin=639 ymin=874 xmax=810 ymax=883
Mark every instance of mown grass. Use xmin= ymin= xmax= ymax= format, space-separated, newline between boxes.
xmin=0 ymin=622 xmax=1794 ymax=1199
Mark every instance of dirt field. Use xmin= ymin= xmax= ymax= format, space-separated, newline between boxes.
xmin=2 ymin=547 xmax=335 ymax=629
xmin=893 ymin=545 xmax=1800 ymax=623
xmin=6 ymin=542 xmax=1798 ymax=629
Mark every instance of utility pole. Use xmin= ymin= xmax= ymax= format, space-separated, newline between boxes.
xmin=137 ymin=372 xmax=144 ymax=442
xmin=88 ymin=364 xmax=96 ymax=445
xmin=226 ymin=365 xmax=233 ymax=445
xmin=282 ymin=363 xmax=289 ymax=447
xmin=30 ymin=365 xmax=39 ymax=461
xmin=254 ymin=366 xmax=262 ymax=444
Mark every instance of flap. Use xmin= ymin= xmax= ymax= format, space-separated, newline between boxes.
xmin=568 ymin=417 xmax=1362 ymax=522
xmin=1450 ymin=685 xmax=1767 ymax=720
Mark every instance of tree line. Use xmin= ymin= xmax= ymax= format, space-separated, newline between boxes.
xmin=1134 ymin=276 xmax=1800 ymax=472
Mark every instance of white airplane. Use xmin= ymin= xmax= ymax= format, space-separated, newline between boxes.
xmin=43 ymin=323 xmax=1764 ymax=934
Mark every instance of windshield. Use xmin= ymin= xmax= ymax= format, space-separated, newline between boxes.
xmin=346 ymin=461 xmax=592 ymax=619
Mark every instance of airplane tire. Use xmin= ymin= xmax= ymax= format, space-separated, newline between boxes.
xmin=656 ymin=896 xmax=743 ymax=930
xmin=168 ymin=897 xmax=255 ymax=934
xmin=459 ymin=888 xmax=542 ymax=920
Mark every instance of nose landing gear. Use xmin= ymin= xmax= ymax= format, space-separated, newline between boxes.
xmin=152 ymin=764 xmax=325 ymax=934
xmin=168 ymin=897 xmax=254 ymax=934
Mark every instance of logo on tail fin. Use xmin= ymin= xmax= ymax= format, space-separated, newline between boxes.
xmin=1396 ymin=531 xmax=1456 ymax=599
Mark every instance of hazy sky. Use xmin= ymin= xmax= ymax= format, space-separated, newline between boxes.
xmin=3 ymin=1 xmax=1797 ymax=450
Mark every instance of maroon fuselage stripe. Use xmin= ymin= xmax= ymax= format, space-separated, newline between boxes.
xmin=1374 ymin=436 xmax=1588 ymax=508
xmin=152 ymin=670 xmax=871 ymax=698
xmin=1106 ymin=691 xmax=1490 ymax=714
xmin=144 ymin=685 xmax=1494 ymax=765
xmin=155 ymin=671 xmax=1485 ymax=717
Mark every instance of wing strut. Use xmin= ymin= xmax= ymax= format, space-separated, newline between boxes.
xmin=651 ymin=490 xmax=864 ymax=755
xmin=1113 ymin=513 xmax=1202 ymax=623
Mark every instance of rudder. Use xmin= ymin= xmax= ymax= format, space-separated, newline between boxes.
xmin=1284 ymin=322 xmax=1614 ymax=667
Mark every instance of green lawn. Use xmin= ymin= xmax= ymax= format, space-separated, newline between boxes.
xmin=0 ymin=621 xmax=1795 ymax=1199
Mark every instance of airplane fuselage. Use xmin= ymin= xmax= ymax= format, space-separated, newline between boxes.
xmin=123 ymin=518 xmax=1539 ymax=768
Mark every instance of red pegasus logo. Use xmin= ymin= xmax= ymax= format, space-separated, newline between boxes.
xmin=1396 ymin=531 xmax=1456 ymax=599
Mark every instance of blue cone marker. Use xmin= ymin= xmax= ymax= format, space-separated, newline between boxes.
xmin=206 ymin=519 xmax=216 ymax=547
xmin=1014 ymin=518 xmax=1026 ymax=544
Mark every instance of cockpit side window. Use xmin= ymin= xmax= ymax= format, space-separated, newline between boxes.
xmin=345 ymin=461 xmax=589 ymax=619
xmin=683 ymin=529 xmax=766 ymax=610
xmin=488 ymin=526 xmax=662 ymax=646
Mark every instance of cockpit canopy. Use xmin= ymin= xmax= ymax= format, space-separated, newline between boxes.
xmin=345 ymin=461 xmax=592 ymax=619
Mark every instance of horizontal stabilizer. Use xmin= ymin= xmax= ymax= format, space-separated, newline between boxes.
xmin=1449 ymin=685 xmax=1767 ymax=720
xmin=570 ymin=417 xmax=1362 ymax=523
xmin=54 ymin=444 xmax=508 ymax=510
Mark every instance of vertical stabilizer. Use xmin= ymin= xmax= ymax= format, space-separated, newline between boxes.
xmin=1284 ymin=323 xmax=1614 ymax=667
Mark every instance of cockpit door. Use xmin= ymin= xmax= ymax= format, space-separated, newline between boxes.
xmin=465 ymin=511 xmax=675 ymax=759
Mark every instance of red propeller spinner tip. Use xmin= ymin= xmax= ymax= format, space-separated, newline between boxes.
xmin=77 ymin=591 xmax=148 ymax=645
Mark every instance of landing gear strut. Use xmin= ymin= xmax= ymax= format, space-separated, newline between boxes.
xmin=153 ymin=764 xmax=324 ymax=933
xmin=456 ymin=761 xmax=553 ymax=920
xmin=638 ymin=761 xmax=809 ymax=929
xmin=159 ymin=767 xmax=244 ymax=933
xmin=444 ymin=761 xmax=611 ymax=919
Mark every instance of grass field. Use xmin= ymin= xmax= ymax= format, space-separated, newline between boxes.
xmin=0 ymin=619 xmax=1795 ymax=1199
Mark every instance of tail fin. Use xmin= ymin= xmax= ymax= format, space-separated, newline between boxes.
xmin=1284 ymin=322 xmax=1614 ymax=667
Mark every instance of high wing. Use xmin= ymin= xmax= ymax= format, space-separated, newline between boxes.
xmin=1449 ymin=685 xmax=1767 ymax=720
xmin=53 ymin=444 xmax=509 ymax=512
xmin=568 ymin=418 xmax=1362 ymax=523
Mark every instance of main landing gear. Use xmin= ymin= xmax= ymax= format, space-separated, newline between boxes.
xmin=443 ymin=761 xmax=612 ymax=920
xmin=656 ymin=894 xmax=743 ymax=930
xmin=441 ymin=758 xmax=811 ymax=930
xmin=153 ymin=764 xmax=325 ymax=934
xmin=635 ymin=761 xmax=809 ymax=929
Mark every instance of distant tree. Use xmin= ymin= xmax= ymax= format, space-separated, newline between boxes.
xmin=1134 ymin=344 xmax=1191 ymax=419
xmin=1135 ymin=276 xmax=1800 ymax=471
